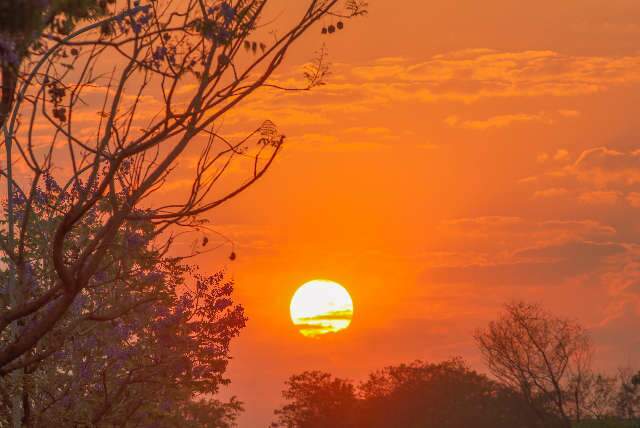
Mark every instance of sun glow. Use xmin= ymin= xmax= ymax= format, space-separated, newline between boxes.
xmin=290 ymin=280 xmax=354 ymax=337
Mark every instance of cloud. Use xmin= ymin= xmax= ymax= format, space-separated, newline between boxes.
xmin=225 ymin=50 xmax=640 ymax=145
xmin=533 ymin=187 xmax=569 ymax=199
xmin=298 ymin=310 xmax=354 ymax=322
xmin=340 ymin=50 xmax=640 ymax=104
xmin=424 ymin=215 xmax=626 ymax=292
xmin=422 ymin=240 xmax=627 ymax=288
xmin=626 ymin=192 xmax=640 ymax=208
xmin=554 ymin=149 xmax=570 ymax=161
xmin=578 ymin=191 xmax=621 ymax=205
xmin=558 ymin=109 xmax=580 ymax=118
xmin=443 ymin=216 xmax=523 ymax=228
xmin=446 ymin=112 xmax=552 ymax=130
xmin=441 ymin=217 xmax=615 ymax=242
xmin=525 ymin=146 xmax=640 ymax=203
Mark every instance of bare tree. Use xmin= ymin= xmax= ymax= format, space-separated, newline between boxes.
xmin=616 ymin=368 xmax=640 ymax=420
xmin=474 ymin=301 xmax=592 ymax=428
xmin=0 ymin=0 xmax=366 ymax=381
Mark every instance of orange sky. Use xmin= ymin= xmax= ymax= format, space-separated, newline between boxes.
xmin=178 ymin=1 xmax=640 ymax=425
xmin=13 ymin=0 xmax=638 ymax=425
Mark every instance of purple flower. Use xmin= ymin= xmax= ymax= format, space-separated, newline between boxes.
xmin=153 ymin=46 xmax=167 ymax=61
xmin=94 ymin=270 xmax=108 ymax=283
xmin=220 ymin=3 xmax=236 ymax=23
xmin=71 ymin=294 xmax=88 ymax=314
xmin=0 ymin=36 xmax=19 ymax=66
xmin=44 ymin=173 xmax=61 ymax=192
xmin=33 ymin=189 xmax=47 ymax=206
xmin=11 ymin=191 xmax=26 ymax=207
xmin=126 ymin=232 xmax=146 ymax=248
xmin=217 ymin=28 xmax=231 ymax=44
xmin=214 ymin=298 xmax=232 ymax=312
xmin=72 ymin=179 xmax=85 ymax=195
xmin=141 ymin=271 xmax=164 ymax=284
xmin=79 ymin=364 xmax=92 ymax=380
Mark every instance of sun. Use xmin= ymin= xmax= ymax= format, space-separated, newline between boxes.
xmin=290 ymin=280 xmax=354 ymax=337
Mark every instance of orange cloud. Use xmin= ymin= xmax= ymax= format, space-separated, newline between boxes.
xmin=579 ymin=191 xmax=621 ymax=205
xmin=533 ymin=187 xmax=569 ymax=199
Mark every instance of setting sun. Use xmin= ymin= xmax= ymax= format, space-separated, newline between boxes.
xmin=290 ymin=280 xmax=354 ymax=337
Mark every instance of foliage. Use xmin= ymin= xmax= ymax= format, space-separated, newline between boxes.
xmin=358 ymin=358 xmax=551 ymax=428
xmin=617 ymin=370 xmax=640 ymax=420
xmin=0 ymin=175 xmax=246 ymax=426
xmin=574 ymin=420 xmax=640 ymax=428
xmin=271 ymin=359 xmax=554 ymax=428
xmin=271 ymin=371 xmax=358 ymax=428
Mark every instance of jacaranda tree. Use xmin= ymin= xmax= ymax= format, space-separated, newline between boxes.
xmin=1 ymin=0 xmax=367 ymax=424
xmin=1 ymin=174 xmax=246 ymax=426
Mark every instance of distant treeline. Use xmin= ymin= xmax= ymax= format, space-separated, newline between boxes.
xmin=271 ymin=302 xmax=640 ymax=428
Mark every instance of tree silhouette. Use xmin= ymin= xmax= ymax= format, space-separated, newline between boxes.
xmin=272 ymin=359 xmax=554 ymax=428
xmin=616 ymin=369 xmax=640 ymax=420
xmin=474 ymin=301 xmax=592 ymax=427
xmin=359 ymin=359 xmax=549 ymax=428
xmin=271 ymin=371 xmax=358 ymax=428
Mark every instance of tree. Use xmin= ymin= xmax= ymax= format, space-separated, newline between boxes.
xmin=272 ymin=359 xmax=553 ymax=428
xmin=571 ymin=372 xmax=618 ymax=420
xmin=271 ymin=371 xmax=358 ymax=428
xmin=474 ymin=301 xmax=593 ymax=427
xmin=1 ymin=0 xmax=366 ymax=372
xmin=358 ymin=359 xmax=549 ymax=428
xmin=1 ymin=0 xmax=116 ymax=127
xmin=616 ymin=369 xmax=640 ymax=420
xmin=1 ymin=2 xmax=366 ymax=423
xmin=0 ymin=175 xmax=246 ymax=426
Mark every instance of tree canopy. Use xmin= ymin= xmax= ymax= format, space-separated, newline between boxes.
xmin=272 ymin=359 xmax=553 ymax=428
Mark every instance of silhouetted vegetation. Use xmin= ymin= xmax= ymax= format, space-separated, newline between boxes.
xmin=272 ymin=359 xmax=556 ymax=428
xmin=273 ymin=302 xmax=640 ymax=428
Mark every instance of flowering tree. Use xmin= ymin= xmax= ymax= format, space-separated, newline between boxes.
xmin=0 ymin=0 xmax=365 ymax=370
xmin=0 ymin=176 xmax=246 ymax=426
xmin=0 ymin=0 xmax=366 ymax=424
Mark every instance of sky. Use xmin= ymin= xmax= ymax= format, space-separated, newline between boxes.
xmin=17 ymin=0 xmax=639 ymax=425
xmin=183 ymin=1 xmax=640 ymax=425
